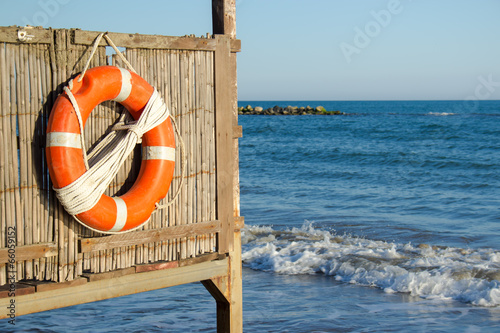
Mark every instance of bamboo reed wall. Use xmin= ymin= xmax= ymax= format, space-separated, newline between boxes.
xmin=0 ymin=27 xmax=240 ymax=286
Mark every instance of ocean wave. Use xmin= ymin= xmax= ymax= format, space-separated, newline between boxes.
xmin=242 ymin=222 xmax=500 ymax=307
xmin=428 ymin=112 xmax=456 ymax=116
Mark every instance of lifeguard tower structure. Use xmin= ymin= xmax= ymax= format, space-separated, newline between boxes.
xmin=0 ymin=1 xmax=243 ymax=331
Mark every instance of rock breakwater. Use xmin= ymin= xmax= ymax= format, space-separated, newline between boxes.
xmin=238 ymin=105 xmax=345 ymax=115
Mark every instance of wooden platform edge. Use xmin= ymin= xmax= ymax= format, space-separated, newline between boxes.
xmin=0 ymin=257 xmax=229 ymax=319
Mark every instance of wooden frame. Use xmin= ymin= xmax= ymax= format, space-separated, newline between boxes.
xmin=0 ymin=0 xmax=242 ymax=331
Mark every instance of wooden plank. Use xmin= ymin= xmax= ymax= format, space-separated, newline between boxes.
xmin=214 ymin=35 xmax=234 ymax=254
xmin=0 ymin=243 xmax=58 ymax=264
xmin=0 ymin=258 xmax=229 ymax=319
xmin=82 ymin=267 xmax=135 ymax=282
xmin=19 ymin=277 xmax=87 ymax=293
xmin=0 ymin=26 xmax=52 ymax=44
xmin=178 ymin=252 xmax=220 ymax=267
xmin=135 ymin=261 xmax=178 ymax=273
xmin=73 ymin=30 xmax=241 ymax=52
xmin=80 ymin=220 xmax=221 ymax=253
xmin=0 ymin=283 xmax=35 ymax=298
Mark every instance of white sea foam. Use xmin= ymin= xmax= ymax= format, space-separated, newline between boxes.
xmin=428 ymin=112 xmax=455 ymax=116
xmin=242 ymin=222 xmax=500 ymax=307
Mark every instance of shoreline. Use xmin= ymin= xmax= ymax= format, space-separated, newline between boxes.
xmin=238 ymin=104 xmax=345 ymax=115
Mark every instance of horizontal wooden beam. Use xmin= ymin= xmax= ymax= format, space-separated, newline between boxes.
xmin=73 ymin=30 xmax=241 ymax=52
xmin=80 ymin=220 xmax=222 ymax=253
xmin=0 ymin=257 xmax=229 ymax=319
xmin=0 ymin=243 xmax=57 ymax=264
xmin=0 ymin=220 xmax=230 ymax=262
xmin=0 ymin=27 xmax=241 ymax=52
xmin=0 ymin=26 xmax=52 ymax=43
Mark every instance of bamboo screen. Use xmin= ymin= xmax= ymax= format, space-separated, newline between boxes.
xmin=0 ymin=27 xmax=225 ymax=285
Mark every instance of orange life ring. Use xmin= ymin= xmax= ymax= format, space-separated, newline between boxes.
xmin=46 ymin=65 xmax=175 ymax=233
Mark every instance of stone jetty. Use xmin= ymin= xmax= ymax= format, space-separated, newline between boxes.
xmin=238 ymin=105 xmax=345 ymax=115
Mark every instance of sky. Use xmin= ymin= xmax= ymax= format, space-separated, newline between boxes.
xmin=1 ymin=0 xmax=500 ymax=101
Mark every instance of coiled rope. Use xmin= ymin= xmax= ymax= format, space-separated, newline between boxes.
xmin=54 ymin=32 xmax=185 ymax=217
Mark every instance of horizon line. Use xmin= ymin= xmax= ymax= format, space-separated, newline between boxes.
xmin=238 ymin=99 xmax=500 ymax=102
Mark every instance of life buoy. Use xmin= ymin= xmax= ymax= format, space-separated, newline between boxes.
xmin=46 ymin=66 xmax=175 ymax=233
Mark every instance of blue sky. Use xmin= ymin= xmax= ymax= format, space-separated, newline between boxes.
xmin=1 ymin=0 xmax=500 ymax=101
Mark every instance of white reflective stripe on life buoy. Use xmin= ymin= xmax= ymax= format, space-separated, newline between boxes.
xmin=142 ymin=146 xmax=176 ymax=161
xmin=109 ymin=197 xmax=128 ymax=232
xmin=112 ymin=68 xmax=132 ymax=103
xmin=46 ymin=132 xmax=82 ymax=149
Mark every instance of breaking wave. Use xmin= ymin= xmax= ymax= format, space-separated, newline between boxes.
xmin=242 ymin=222 xmax=500 ymax=307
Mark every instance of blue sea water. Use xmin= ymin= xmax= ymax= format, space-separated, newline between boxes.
xmin=3 ymin=100 xmax=500 ymax=332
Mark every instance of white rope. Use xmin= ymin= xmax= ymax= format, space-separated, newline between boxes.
xmin=103 ymin=34 xmax=136 ymax=74
xmin=54 ymin=88 xmax=170 ymax=216
xmin=63 ymin=80 xmax=90 ymax=169
xmin=78 ymin=32 xmax=136 ymax=82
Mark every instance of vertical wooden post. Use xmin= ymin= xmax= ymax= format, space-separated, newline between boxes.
xmin=212 ymin=0 xmax=236 ymax=38
xmin=210 ymin=1 xmax=243 ymax=332
xmin=214 ymin=34 xmax=234 ymax=255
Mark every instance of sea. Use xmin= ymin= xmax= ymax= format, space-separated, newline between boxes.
xmin=4 ymin=100 xmax=500 ymax=332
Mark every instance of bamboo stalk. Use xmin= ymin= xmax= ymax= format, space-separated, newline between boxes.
xmin=199 ymin=51 xmax=207 ymax=254
xmin=152 ymin=48 xmax=161 ymax=263
xmin=158 ymin=50 xmax=168 ymax=261
xmin=27 ymin=43 xmax=39 ymax=279
xmin=188 ymin=50 xmax=196 ymax=258
xmin=166 ymin=50 xmax=174 ymax=262
xmin=179 ymin=51 xmax=188 ymax=260
xmin=4 ymin=44 xmax=14 ymax=258
xmin=194 ymin=50 xmax=199 ymax=255
xmin=146 ymin=48 xmax=154 ymax=263
xmin=124 ymin=49 xmax=132 ymax=268
xmin=19 ymin=44 xmax=32 ymax=279
xmin=127 ymin=48 xmax=136 ymax=269
xmin=140 ymin=48 xmax=148 ymax=264
xmin=8 ymin=44 xmax=24 ymax=280
xmin=0 ymin=42 xmax=7 ymax=285
xmin=173 ymin=49 xmax=181 ymax=260
xmin=205 ymin=50 xmax=212 ymax=254
xmin=18 ymin=45 xmax=29 ymax=266
xmin=33 ymin=43 xmax=43 ymax=280
xmin=208 ymin=50 xmax=216 ymax=253
xmin=42 ymin=42 xmax=52 ymax=279
xmin=46 ymin=38 xmax=57 ymax=281
xmin=195 ymin=50 xmax=204 ymax=254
